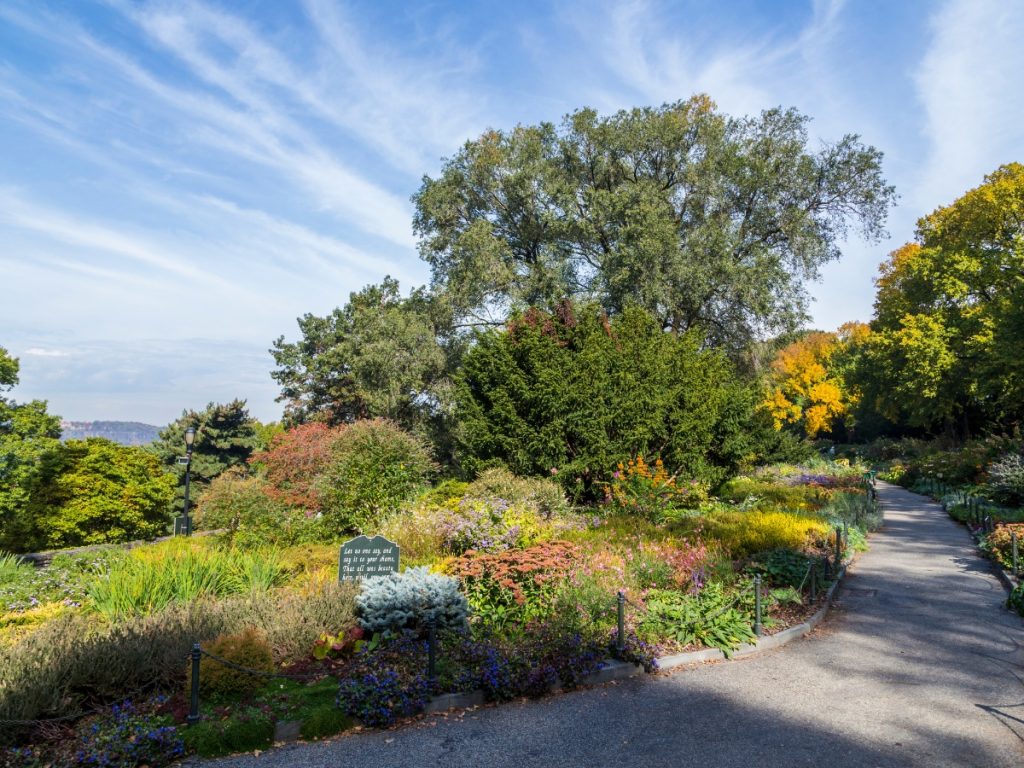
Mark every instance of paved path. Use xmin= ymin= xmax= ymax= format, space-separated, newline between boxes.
xmin=202 ymin=483 xmax=1024 ymax=767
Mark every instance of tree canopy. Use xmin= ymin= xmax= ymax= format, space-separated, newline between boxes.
xmin=0 ymin=346 xmax=61 ymax=548
xmin=413 ymin=95 xmax=895 ymax=354
xmin=858 ymin=163 xmax=1024 ymax=435
xmin=270 ymin=278 xmax=452 ymax=431
xmin=149 ymin=400 xmax=259 ymax=513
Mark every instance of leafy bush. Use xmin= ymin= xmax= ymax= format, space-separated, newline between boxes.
xmin=701 ymin=509 xmax=829 ymax=558
xmin=196 ymin=627 xmax=275 ymax=698
xmin=1009 ymin=582 xmax=1024 ymax=616
xmin=455 ymin=304 xmax=766 ymax=500
xmin=356 ymin=566 xmax=467 ymax=634
xmin=747 ymin=549 xmax=813 ymax=589
xmin=640 ymin=583 xmax=756 ymax=656
xmin=196 ymin=469 xmax=326 ymax=547
xmin=316 ymin=419 xmax=436 ymax=534
xmin=249 ymin=422 xmax=341 ymax=512
xmin=10 ymin=438 xmax=176 ymax=552
xmin=180 ymin=708 xmax=273 ymax=757
xmin=445 ymin=542 xmax=579 ymax=633
xmin=465 ymin=468 xmax=571 ymax=518
xmin=988 ymin=453 xmax=1024 ymax=506
xmin=603 ymin=456 xmax=708 ymax=520
xmin=87 ymin=540 xmax=287 ymax=620
xmin=981 ymin=524 xmax=1024 ymax=570
xmin=75 ymin=700 xmax=184 ymax=768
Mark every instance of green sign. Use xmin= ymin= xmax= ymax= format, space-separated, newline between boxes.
xmin=338 ymin=535 xmax=400 ymax=581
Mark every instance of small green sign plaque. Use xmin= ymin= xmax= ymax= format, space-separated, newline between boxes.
xmin=338 ymin=535 xmax=400 ymax=581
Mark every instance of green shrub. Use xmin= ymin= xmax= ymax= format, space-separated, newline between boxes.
xmin=181 ymin=708 xmax=273 ymax=757
xmin=988 ymin=453 xmax=1024 ymax=506
xmin=13 ymin=438 xmax=175 ymax=552
xmin=196 ymin=627 xmax=274 ymax=698
xmin=639 ymin=582 xmax=756 ymax=656
xmin=747 ymin=549 xmax=813 ymax=589
xmin=454 ymin=304 xmax=766 ymax=500
xmin=196 ymin=468 xmax=326 ymax=547
xmin=300 ymin=706 xmax=353 ymax=740
xmin=316 ymin=419 xmax=436 ymax=534
xmin=1009 ymin=582 xmax=1024 ymax=617
xmin=465 ymin=468 xmax=571 ymax=517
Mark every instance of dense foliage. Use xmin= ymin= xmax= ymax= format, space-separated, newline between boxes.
xmin=0 ymin=347 xmax=62 ymax=552
xmin=455 ymin=303 xmax=770 ymax=497
xmin=150 ymin=400 xmax=259 ymax=514
xmin=413 ymin=95 xmax=894 ymax=355
xmin=5 ymin=439 xmax=175 ymax=553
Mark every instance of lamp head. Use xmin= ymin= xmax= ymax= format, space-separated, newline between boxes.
xmin=184 ymin=427 xmax=196 ymax=449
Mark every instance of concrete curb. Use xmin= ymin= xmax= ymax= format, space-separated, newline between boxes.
xmin=655 ymin=565 xmax=847 ymax=670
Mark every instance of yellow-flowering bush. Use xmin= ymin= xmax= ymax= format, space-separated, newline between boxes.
xmin=701 ymin=509 xmax=829 ymax=558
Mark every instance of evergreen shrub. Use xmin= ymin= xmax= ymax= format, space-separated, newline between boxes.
xmin=356 ymin=567 xmax=467 ymax=634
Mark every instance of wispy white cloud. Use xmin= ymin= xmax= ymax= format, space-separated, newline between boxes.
xmin=913 ymin=0 xmax=1024 ymax=214
xmin=0 ymin=188 xmax=224 ymax=285
xmin=24 ymin=348 xmax=70 ymax=358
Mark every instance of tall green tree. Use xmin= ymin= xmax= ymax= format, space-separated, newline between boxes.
xmin=270 ymin=277 xmax=454 ymax=432
xmin=149 ymin=400 xmax=259 ymax=513
xmin=0 ymin=346 xmax=61 ymax=547
xmin=413 ymin=95 xmax=895 ymax=356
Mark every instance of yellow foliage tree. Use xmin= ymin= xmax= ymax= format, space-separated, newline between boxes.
xmin=763 ymin=326 xmax=868 ymax=438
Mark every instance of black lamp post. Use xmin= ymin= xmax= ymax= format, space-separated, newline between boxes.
xmin=182 ymin=426 xmax=196 ymax=536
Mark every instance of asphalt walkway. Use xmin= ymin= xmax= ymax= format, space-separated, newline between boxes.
xmin=202 ymin=483 xmax=1024 ymax=767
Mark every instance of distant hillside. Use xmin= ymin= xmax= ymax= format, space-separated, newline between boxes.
xmin=60 ymin=421 xmax=161 ymax=446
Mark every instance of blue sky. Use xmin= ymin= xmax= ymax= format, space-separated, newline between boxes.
xmin=2 ymin=0 xmax=1022 ymax=426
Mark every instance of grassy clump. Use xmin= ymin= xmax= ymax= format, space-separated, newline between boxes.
xmin=181 ymin=708 xmax=273 ymax=757
xmin=87 ymin=539 xmax=287 ymax=620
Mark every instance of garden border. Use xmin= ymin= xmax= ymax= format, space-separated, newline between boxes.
xmin=416 ymin=565 xmax=850 ymax=719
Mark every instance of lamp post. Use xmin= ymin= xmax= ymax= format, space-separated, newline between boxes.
xmin=182 ymin=426 xmax=196 ymax=536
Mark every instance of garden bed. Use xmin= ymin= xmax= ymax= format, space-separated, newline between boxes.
xmin=0 ymin=458 xmax=879 ymax=766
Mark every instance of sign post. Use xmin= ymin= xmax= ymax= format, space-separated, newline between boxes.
xmin=338 ymin=535 xmax=400 ymax=581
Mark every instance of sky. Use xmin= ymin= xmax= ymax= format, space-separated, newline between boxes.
xmin=1 ymin=0 xmax=1022 ymax=426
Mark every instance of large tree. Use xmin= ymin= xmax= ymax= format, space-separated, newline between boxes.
xmin=859 ymin=163 xmax=1024 ymax=435
xmin=0 ymin=346 xmax=61 ymax=547
xmin=149 ymin=399 xmax=259 ymax=513
xmin=270 ymin=277 xmax=454 ymax=432
xmin=413 ymin=95 xmax=895 ymax=355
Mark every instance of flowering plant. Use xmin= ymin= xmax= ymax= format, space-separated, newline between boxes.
xmin=75 ymin=700 xmax=184 ymax=768
xmin=445 ymin=541 xmax=579 ymax=632
xmin=603 ymin=456 xmax=707 ymax=520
